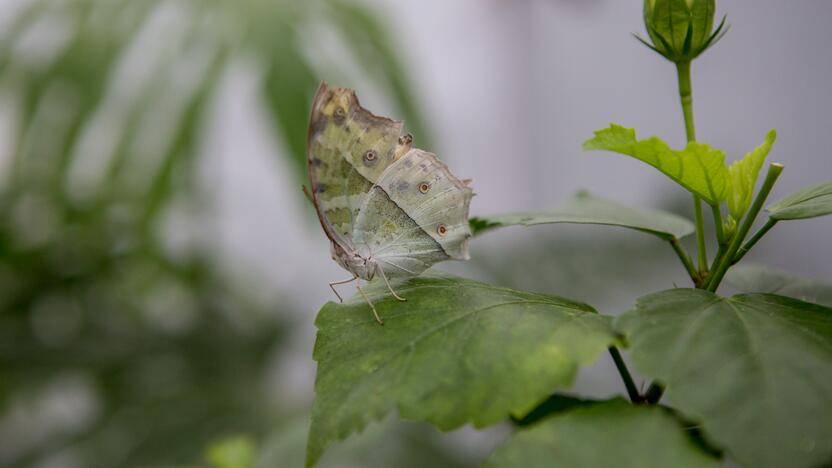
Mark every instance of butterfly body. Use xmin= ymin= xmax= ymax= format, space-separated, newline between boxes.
xmin=330 ymin=242 xmax=377 ymax=281
xmin=307 ymin=83 xmax=472 ymax=321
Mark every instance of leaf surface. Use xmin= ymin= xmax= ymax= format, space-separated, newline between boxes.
xmin=618 ymin=289 xmax=832 ymax=468
xmin=726 ymin=264 xmax=832 ymax=307
xmin=583 ymin=125 xmax=729 ymax=204
xmin=727 ymin=130 xmax=776 ymax=220
xmin=486 ymin=400 xmax=720 ymax=468
xmin=470 ymin=191 xmax=694 ymax=240
xmin=767 ymin=181 xmax=832 ymax=220
xmin=307 ymin=272 xmax=619 ymax=467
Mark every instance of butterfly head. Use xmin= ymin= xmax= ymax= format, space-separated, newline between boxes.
xmin=331 ymin=243 xmax=377 ymax=281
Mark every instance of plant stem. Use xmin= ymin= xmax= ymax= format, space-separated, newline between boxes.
xmin=609 ymin=347 xmax=643 ymax=404
xmin=676 ymin=60 xmax=708 ymax=274
xmin=642 ymin=60 xmax=706 ymax=407
xmin=670 ymin=238 xmax=698 ymax=285
xmin=706 ymin=164 xmax=784 ymax=291
xmin=733 ymin=218 xmax=778 ymax=264
xmin=709 ymin=243 xmax=726 ymax=277
xmin=677 ymin=61 xmax=696 ymax=142
xmin=711 ymin=203 xmax=725 ymax=246
xmin=644 ymin=382 xmax=664 ymax=404
xmin=693 ymin=198 xmax=708 ymax=272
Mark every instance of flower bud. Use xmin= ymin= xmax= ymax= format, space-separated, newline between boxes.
xmin=723 ymin=216 xmax=737 ymax=240
xmin=639 ymin=0 xmax=727 ymax=63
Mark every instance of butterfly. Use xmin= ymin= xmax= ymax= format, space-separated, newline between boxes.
xmin=305 ymin=82 xmax=473 ymax=324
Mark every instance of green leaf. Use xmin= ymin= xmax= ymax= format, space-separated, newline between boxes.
xmin=486 ymin=400 xmax=720 ymax=468
xmin=766 ymin=181 xmax=832 ymax=220
xmin=307 ymin=272 xmax=620 ymax=467
xmin=618 ymin=289 xmax=832 ymax=468
xmin=261 ymin=16 xmax=319 ymax=181
xmin=511 ymin=393 xmax=599 ymax=427
xmin=583 ymin=125 xmax=729 ymax=204
xmin=469 ymin=191 xmax=694 ymax=240
xmin=727 ymin=130 xmax=776 ymax=220
xmin=726 ymin=264 xmax=832 ymax=307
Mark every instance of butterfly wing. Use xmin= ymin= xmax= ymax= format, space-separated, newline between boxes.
xmin=353 ymin=149 xmax=473 ymax=277
xmin=306 ymin=82 xmax=405 ymax=247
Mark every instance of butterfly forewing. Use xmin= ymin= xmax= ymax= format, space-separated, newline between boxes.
xmin=307 ymin=82 xmax=403 ymax=243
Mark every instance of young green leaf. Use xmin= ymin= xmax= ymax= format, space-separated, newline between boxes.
xmin=583 ymin=125 xmax=729 ymax=204
xmin=469 ymin=191 xmax=694 ymax=240
xmin=618 ymin=289 xmax=832 ymax=468
xmin=766 ymin=181 xmax=832 ymax=220
xmin=727 ymin=130 xmax=776 ymax=220
xmin=307 ymin=272 xmax=620 ymax=467
xmin=726 ymin=264 xmax=832 ymax=307
xmin=487 ymin=400 xmax=720 ymax=468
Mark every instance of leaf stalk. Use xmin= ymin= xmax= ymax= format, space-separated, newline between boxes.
xmin=733 ymin=218 xmax=778 ymax=264
xmin=670 ymin=238 xmax=699 ymax=285
xmin=644 ymin=382 xmax=664 ymax=404
xmin=609 ymin=347 xmax=643 ymax=404
xmin=711 ymin=203 xmax=725 ymax=246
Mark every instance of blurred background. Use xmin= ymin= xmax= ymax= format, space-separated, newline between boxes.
xmin=0 ymin=0 xmax=830 ymax=467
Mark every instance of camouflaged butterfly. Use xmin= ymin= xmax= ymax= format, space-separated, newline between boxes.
xmin=306 ymin=82 xmax=473 ymax=324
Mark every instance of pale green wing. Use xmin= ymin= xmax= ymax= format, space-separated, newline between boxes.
xmin=376 ymin=149 xmax=473 ymax=259
xmin=307 ymin=82 xmax=404 ymax=242
xmin=354 ymin=185 xmax=450 ymax=277
xmin=353 ymin=149 xmax=473 ymax=277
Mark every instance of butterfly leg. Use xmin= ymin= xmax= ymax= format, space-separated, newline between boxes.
xmin=377 ymin=265 xmax=406 ymax=302
xmin=329 ymin=276 xmax=357 ymax=303
xmin=355 ymin=279 xmax=384 ymax=325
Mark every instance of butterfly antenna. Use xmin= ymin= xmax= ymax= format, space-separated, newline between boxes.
xmin=355 ymin=279 xmax=384 ymax=325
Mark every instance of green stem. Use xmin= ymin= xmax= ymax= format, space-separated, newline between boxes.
xmin=644 ymin=382 xmax=665 ymax=404
xmin=711 ymin=203 xmax=725 ymax=246
xmin=709 ymin=243 xmax=726 ymax=276
xmin=670 ymin=238 xmax=698 ymax=285
xmin=642 ymin=60 xmax=705 ymax=407
xmin=676 ymin=61 xmax=708 ymax=273
xmin=693 ymin=197 xmax=708 ymax=272
xmin=733 ymin=218 xmax=778 ymax=264
xmin=677 ymin=61 xmax=696 ymax=142
xmin=707 ymin=164 xmax=784 ymax=291
xmin=609 ymin=347 xmax=643 ymax=404
xmin=706 ymin=204 xmax=728 ymax=283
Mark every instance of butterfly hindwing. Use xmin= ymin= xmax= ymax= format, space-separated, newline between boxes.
xmin=376 ymin=149 xmax=473 ymax=259
xmin=307 ymin=82 xmax=403 ymax=241
xmin=353 ymin=149 xmax=473 ymax=277
xmin=353 ymin=185 xmax=450 ymax=277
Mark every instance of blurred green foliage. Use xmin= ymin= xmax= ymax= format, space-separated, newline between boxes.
xmin=0 ymin=0 xmax=429 ymax=466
